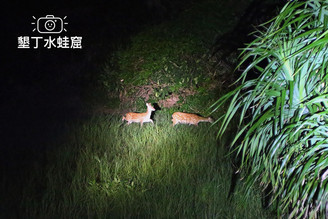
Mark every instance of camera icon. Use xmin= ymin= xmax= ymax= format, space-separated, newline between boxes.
xmin=35 ymin=15 xmax=65 ymax=34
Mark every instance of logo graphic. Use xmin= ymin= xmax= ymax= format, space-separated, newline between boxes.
xmin=31 ymin=15 xmax=68 ymax=34
xmin=18 ymin=15 xmax=82 ymax=49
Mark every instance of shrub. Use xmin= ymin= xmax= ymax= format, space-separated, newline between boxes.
xmin=212 ymin=1 xmax=328 ymax=218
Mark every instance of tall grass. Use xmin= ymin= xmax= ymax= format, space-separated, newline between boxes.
xmin=18 ymin=111 xmax=270 ymax=218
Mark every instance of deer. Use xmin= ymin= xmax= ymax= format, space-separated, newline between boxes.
xmin=122 ymin=103 xmax=155 ymax=126
xmin=172 ymin=112 xmax=213 ymax=126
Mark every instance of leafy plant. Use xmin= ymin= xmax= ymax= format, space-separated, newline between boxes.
xmin=212 ymin=0 xmax=328 ymax=218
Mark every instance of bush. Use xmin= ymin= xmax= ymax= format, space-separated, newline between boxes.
xmin=212 ymin=1 xmax=328 ymax=218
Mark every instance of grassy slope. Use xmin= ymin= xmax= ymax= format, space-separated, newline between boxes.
xmin=10 ymin=0 xmax=275 ymax=218
xmin=99 ymin=0 xmax=250 ymax=114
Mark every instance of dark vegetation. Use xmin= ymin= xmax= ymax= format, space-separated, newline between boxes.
xmin=2 ymin=0 xmax=285 ymax=217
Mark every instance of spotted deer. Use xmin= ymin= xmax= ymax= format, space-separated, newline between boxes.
xmin=172 ymin=112 xmax=213 ymax=126
xmin=122 ymin=103 xmax=155 ymax=126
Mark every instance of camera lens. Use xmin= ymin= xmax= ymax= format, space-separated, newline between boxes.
xmin=44 ymin=20 xmax=56 ymax=31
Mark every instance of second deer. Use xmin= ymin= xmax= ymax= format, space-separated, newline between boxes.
xmin=172 ymin=112 xmax=213 ymax=126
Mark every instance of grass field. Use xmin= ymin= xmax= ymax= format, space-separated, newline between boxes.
xmin=14 ymin=110 xmax=272 ymax=218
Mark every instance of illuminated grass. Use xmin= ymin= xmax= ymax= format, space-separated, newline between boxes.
xmin=21 ymin=111 xmax=271 ymax=218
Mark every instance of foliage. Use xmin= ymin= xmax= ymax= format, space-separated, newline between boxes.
xmin=212 ymin=0 xmax=328 ymax=217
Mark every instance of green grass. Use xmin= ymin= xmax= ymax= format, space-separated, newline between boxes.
xmin=19 ymin=111 xmax=271 ymax=218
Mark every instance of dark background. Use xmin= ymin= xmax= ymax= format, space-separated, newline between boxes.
xmin=2 ymin=0 xmax=190 ymax=155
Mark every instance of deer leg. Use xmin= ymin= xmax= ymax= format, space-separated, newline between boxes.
xmin=172 ymin=119 xmax=177 ymax=126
